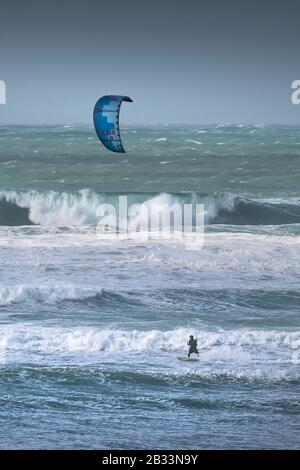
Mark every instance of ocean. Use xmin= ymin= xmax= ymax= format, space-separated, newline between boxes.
xmin=0 ymin=124 xmax=299 ymax=449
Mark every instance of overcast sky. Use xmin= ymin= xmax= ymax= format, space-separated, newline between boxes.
xmin=1 ymin=0 xmax=300 ymax=124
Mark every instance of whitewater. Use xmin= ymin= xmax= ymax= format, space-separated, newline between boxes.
xmin=0 ymin=124 xmax=299 ymax=449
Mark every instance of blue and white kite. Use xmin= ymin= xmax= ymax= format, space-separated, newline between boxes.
xmin=93 ymin=95 xmax=133 ymax=153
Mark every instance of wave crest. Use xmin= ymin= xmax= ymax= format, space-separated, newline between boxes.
xmin=0 ymin=284 xmax=102 ymax=306
xmin=0 ymin=326 xmax=299 ymax=355
xmin=0 ymin=190 xmax=300 ymax=226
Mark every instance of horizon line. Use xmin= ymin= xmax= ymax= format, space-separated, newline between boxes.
xmin=1 ymin=122 xmax=300 ymax=127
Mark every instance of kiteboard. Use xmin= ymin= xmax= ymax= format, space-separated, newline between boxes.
xmin=177 ymin=356 xmax=199 ymax=362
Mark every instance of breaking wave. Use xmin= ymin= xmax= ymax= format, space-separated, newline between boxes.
xmin=0 ymin=190 xmax=300 ymax=226
xmin=0 ymin=325 xmax=299 ymax=358
xmin=0 ymin=284 xmax=103 ymax=306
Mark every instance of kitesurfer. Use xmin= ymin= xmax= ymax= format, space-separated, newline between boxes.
xmin=187 ymin=335 xmax=199 ymax=357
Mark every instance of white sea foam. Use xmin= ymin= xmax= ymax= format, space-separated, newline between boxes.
xmin=127 ymin=193 xmax=183 ymax=231
xmin=0 ymin=326 xmax=298 ymax=364
xmin=252 ymin=196 xmax=300 ymax=206
xmin=0 ymin=190 xmax=186 ymax=227
xmin=0 ymin=189 xmax=102 ymax=225
xmin=185 ymin=139 xmax=203 ymax=145
xmin=2 ymin=189 xmax=298 ymax=228
xmin=0 ymin=284 xmax=101 ymax=305
xmin=0 ymin=190 xmax=204 ymax=234
xmin=203 ymin=192 xmax=237 ymax=223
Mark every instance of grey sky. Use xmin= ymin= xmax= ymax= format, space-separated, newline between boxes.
xmin=0 ymin=0 xmax=300 ymax=124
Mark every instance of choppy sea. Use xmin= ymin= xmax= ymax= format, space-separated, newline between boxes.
xmin=0 ymin=124 xmax=299 ymax=449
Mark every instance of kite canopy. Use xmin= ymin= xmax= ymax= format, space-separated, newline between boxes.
xmin=93 ymin=95 xmax=133 ymax=153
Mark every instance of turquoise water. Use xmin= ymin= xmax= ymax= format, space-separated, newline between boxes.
xmin=0 ymin=124 xmax=299 ymax=449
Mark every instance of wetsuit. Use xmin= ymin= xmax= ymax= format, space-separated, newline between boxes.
xmin=187 ymin=338 xmax=198 ymax=357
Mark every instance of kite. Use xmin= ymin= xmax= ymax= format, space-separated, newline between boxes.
xmin=93 ymin=95 xmax=133 ymax=153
